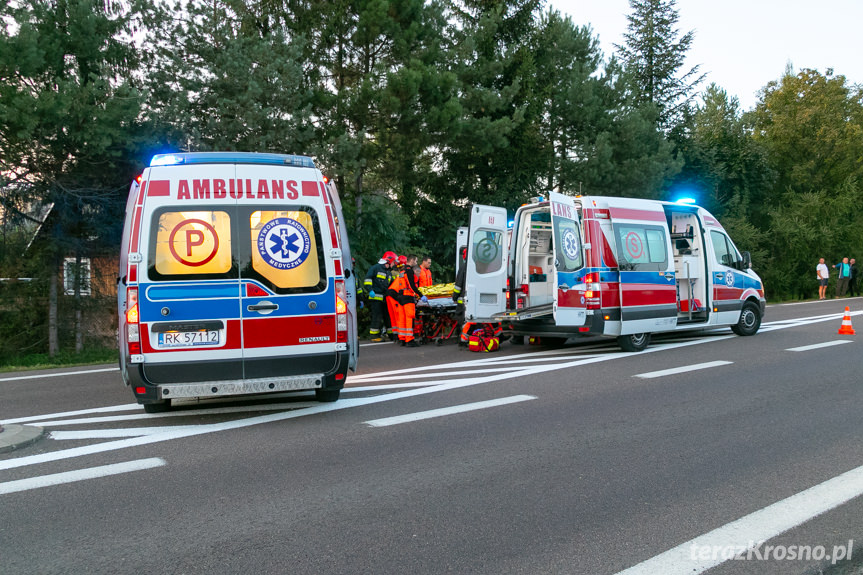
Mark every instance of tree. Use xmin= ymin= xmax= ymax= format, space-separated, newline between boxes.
xmin=671 ymin=84 xmax=774 ymax=224
xmin=615 ymin=0 xmax=704 ymax=128
xmin=140 ymin=0 xmax=315 ymax=153
xmin=0 ymin=0 xmax=145 ymax=355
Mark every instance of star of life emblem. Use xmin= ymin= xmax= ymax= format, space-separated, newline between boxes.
xmin=258 ymin=218 xmax=311 ymax=270
xmin=562 ymin=228 xmax=580 ymax=260
xmin=725 ymin=270 xmax=735 ymax=287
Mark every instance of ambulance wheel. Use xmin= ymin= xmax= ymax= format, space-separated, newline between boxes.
xmin=617 ymin=333 xmax=650 ymax=352
xmin=143 ymin=400 xmax=171 ymax=413
xmin=731 ymin=301 xmax=761 ymax=336
xmin=542 ymin=337 xmax=567 ymax=348
xmin=315 ymin=388 xmax=341 ymax=402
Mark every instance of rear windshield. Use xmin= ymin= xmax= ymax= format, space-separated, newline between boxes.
xmin=147 ymin=205 xmax=327 ymax=293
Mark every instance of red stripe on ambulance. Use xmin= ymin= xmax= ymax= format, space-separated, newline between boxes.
xmin=242 ymin=315 xmax=335 ymax=348
xmin=147 ymin=180 xmax=171 ymax=197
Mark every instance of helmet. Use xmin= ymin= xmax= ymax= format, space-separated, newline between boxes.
xmin=397 ymin=255 xmax=408 ymax=266
xmin=382 ymin=251 xmax=397 ymax=263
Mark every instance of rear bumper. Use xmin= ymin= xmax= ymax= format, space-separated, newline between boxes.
xmin=125 ymin=351 xmax=349 ymax=404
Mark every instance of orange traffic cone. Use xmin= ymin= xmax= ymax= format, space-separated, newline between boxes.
xmin=838 ymin=307 xmax=856 ymax=335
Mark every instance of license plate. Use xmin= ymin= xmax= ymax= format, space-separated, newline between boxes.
xmin=158 ymin=330 xmax=220 ymax=348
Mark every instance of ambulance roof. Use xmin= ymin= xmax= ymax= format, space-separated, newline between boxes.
xmin=150 ymin=152 xmax=316 ymax=169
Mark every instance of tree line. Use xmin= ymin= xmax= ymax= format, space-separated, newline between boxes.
xmin=1 ymin=0 xmax=862 ymax=357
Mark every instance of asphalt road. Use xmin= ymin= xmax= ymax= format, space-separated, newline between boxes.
xmin=1 ymin=298 xmax=862 ymax=575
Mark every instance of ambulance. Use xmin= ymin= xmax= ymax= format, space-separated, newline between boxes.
xmin=463 ymin=192 xmax=765 ymax=351
xmin=117 ymin=152 xmax=357 ymax=412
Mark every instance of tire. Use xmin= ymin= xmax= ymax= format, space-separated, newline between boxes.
xmin=731 ymin=301 xmax=761 ymax=336
xmin=617 ymin=333 xmax=651 ymax=352
xmin=143 ymin=400 xmax=171 ymax=413
xmin=541 ymin=337 xmax=568 ymax=348
xmin=315 ymin=388 xmax=341 ymax=402
xmin=510 ymin=335 xmax=525 ymax=345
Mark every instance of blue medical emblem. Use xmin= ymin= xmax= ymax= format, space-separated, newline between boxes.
xmin=257 ymin=218 xmax=311 ymax=270
xmin=561 ymin=228 xmax=580 ymax=261
xmin=725 ymin=270 xmax=735 ymax=288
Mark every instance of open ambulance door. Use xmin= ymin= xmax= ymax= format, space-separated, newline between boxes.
xmin=549 ymin=191 xmax=587 ymax=327
xmin=465 ymin=204 xmax=508 ymax=321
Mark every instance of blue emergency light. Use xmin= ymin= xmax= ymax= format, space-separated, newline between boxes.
xmin=675 ymin=197 xmax=697 ymax=205
xmin=150 ymin=152 xmax=317 ymax=168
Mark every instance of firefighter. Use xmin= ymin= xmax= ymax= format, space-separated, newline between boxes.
xmin=418 ymin=255 xmax=433 ymax=288
xmin=364 ymin=251 xmax=396 ymax=342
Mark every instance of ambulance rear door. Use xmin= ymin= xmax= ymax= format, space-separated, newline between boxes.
xmin=465 ymin=204 xmax=509 ymax=321
xmin=549 ymin=191 xmax=587 ymax=326
xmin=235 ymin=163 xmax=338 ymax=380
xmin=138 ymin=161 xmax=243 ymax=384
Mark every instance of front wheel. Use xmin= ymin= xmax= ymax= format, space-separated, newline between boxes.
xmin=731 ymin=301 xmax=762 ymax=336
xmin=617 ymin=333 xmax=651 ymax=352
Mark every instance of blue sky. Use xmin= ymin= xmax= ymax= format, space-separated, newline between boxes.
xmin=550 ymin=0 xmax=863 ymax=110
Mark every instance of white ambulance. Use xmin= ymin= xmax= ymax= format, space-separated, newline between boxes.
xmin=463 ymin=192 xmax=766 ymax=351
xmin=117 ymin=152 xmax=357 ymax=412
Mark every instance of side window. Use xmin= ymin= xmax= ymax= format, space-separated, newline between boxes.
xmin=244 ymin=207 xmax=327 ymax=294
xmin=554 ymin=217 xmax=584 ymax=272
xmin=710 ymin=230 xmax=738 ymax=268
xmin=472 ymin=229 xmax=504 ymax=274
xmin=615 ymin=224 xmax=668 ymax=271
xmin=149 ymin=209 xmax=236 ymax=280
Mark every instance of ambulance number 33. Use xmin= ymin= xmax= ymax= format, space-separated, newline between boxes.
xmin=158 ymin=330 xmax=220 ymax=348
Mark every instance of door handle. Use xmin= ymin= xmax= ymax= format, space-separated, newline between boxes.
xmin=248 ymin=303 xmax=279 ymax=312
xmin=559 ymin=284 xmax=570 ymax=290
xmin=663 ymin=272 xmax=675 ymax=279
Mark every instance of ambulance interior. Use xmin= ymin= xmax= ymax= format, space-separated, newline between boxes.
xmin=667 ymin=210 xmax=708 ymax=322
xmin=513 ymin=207 xmax=556 ymax=310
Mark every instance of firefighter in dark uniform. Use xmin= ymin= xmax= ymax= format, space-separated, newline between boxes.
xmin=364 ymin=251 xmax=396 ymax=341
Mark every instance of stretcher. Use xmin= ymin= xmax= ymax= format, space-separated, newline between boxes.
xmin=414 ymin=297 xmax=461 ymax=344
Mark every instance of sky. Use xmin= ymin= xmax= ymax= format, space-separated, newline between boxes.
xmin=549 ymin=0 xmax=863 ymax=111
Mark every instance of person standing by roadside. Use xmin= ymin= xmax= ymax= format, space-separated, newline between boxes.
xmin=849 ymin=258 xmax=858 ymax=297
xmin=816 ymin=258 xmax=829 ymax=300
xmin=834 ymin=257 xmax=851 ymax=298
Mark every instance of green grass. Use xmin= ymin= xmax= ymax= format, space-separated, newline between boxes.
xmin=0 ymin=347 xmax=118 ymax=373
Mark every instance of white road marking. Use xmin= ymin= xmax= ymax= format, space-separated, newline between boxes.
xmin=29 ymin=401 xmax=321 ymax=427
xmin=614 ymin=464 xmax=863 ymax=575
xmin=1 ymin=403 xmax=141 ymax=425
xmin=50 ymin=426 xmax=206 ymax=440
xmin=364 ymin=395 xmax=537 ymax=427
xmin=634 ymin=361 xmax=733 ymax=379
xmin=0 ymin=367 xmax=118 ymax=383
xmin=786 ymin=340 xmax=853 ymax=352
xmin=0 ymin=458 xmax=165 ymax=495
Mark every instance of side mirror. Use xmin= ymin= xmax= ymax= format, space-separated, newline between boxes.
xmin=741 ymin=251 xmax=752 ymax=270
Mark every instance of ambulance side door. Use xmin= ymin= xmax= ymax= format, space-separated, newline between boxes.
xmin=613 ymin=214 xmax=678 ymax=334
xmin=549 ymin=191 xmax=587 ymax=326
xmin=325 ymin=180 xmax=358 ymax=370
xmin=465 ymin=204 xmax=508 ymax=321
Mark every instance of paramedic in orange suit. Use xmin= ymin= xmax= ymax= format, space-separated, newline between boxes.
xmin=418 ymin=256 xmax=433 ymax=288
xmin=401 ymin=255 xmax=421 ymax=347
xmin=386 ymin=259 xmax=405 ymax=344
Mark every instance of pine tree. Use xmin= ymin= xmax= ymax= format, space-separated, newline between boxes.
xmin=615 ymin=0 xmax=704 ymax=128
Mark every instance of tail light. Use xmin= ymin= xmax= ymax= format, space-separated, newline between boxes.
xmin=582 ymin=273 xmax=601 ymax=310
xmin=126 ymin=287 xmax=141 ymax=355
xmin=519 ymin=283 xmax=529 ymax=295
xmin=335 ymin=280 xmax=348 ymax=342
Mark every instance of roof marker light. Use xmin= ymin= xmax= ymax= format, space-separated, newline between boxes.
xmin=150 ymin=154 xmax=185 ymax=167
xmin=676 ymin=197 xmax=697 ymax=205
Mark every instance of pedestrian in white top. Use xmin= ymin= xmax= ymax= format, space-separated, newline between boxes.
xmin=816 ymin=258 xmax=829 ymax=300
